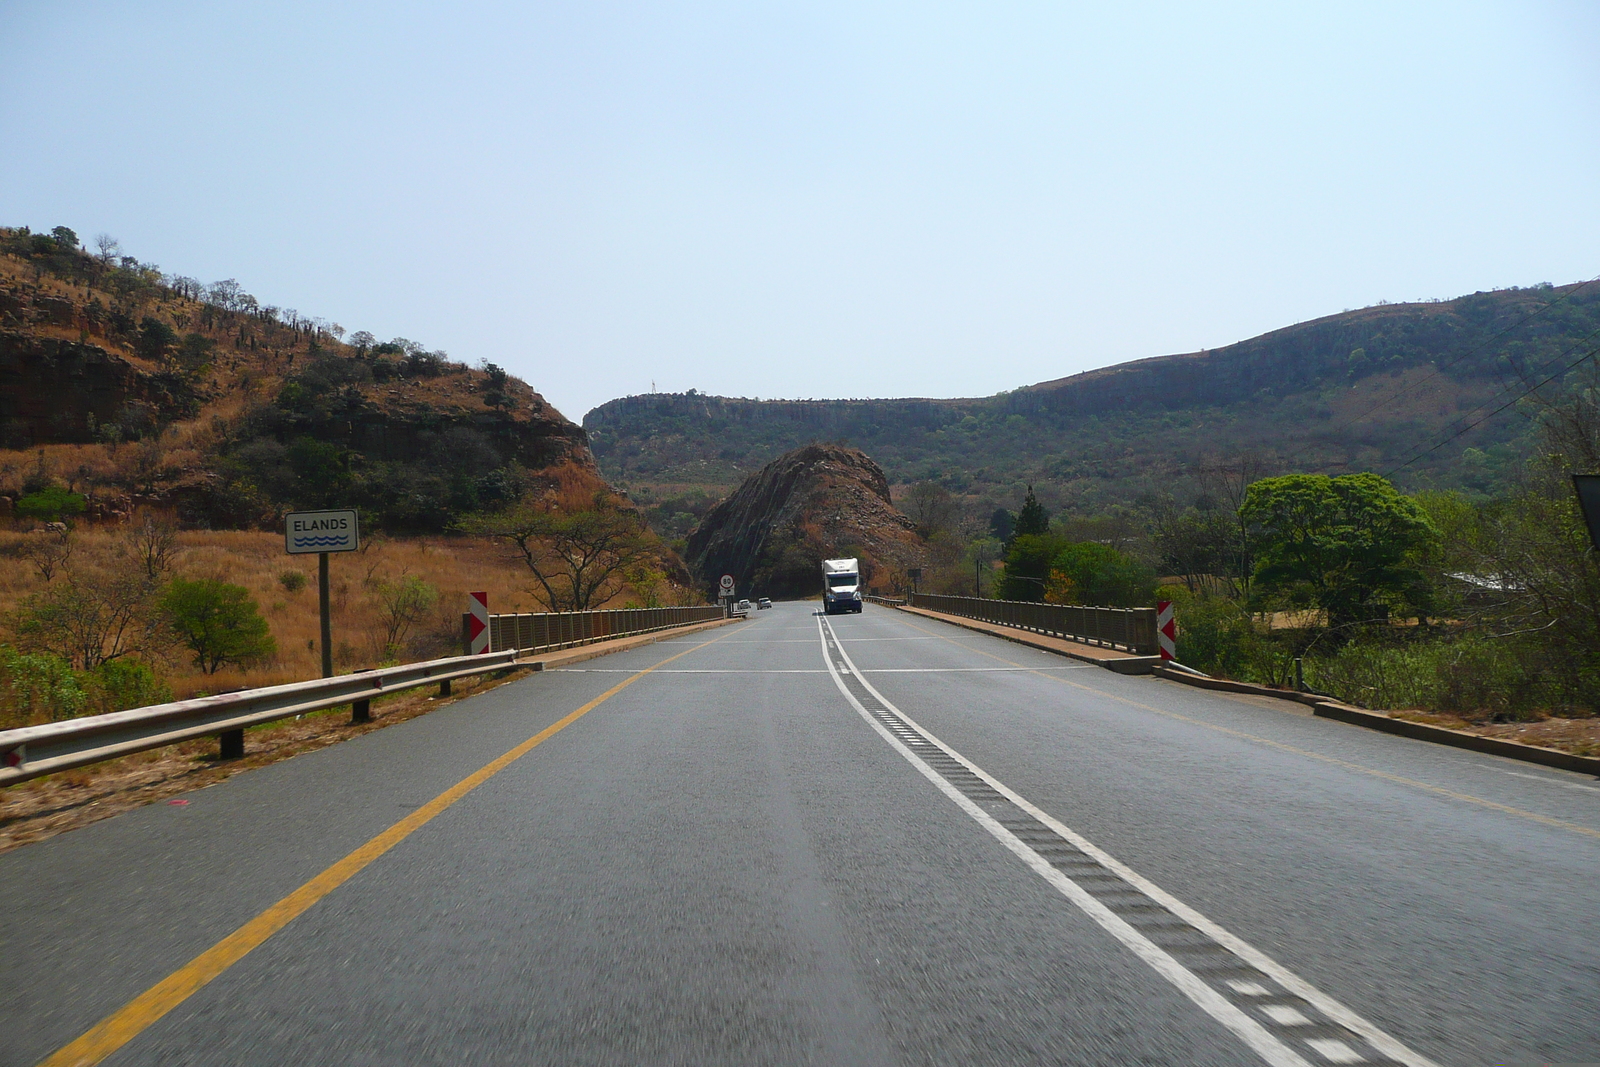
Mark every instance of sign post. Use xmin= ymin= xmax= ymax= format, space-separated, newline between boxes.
xmin=286 ymin=510 xmax=360 ymax=678
xmin=718 ymin=573 xmax=735 ymax=615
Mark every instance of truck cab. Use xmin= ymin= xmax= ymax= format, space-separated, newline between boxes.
xmin=821 ymin=558 xmax=863 ymax=615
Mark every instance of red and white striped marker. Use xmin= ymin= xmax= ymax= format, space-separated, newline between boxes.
xmin=468 ymin=591 xmax=490 ymax=654
xmin=1156 ymin=601 xmax=1176 ymax=660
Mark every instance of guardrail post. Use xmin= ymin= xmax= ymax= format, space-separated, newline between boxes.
xmin=438 ymin=678 xmax=452 ymax=697
xmin=219 ymin=729 xmax=244 ymax=760
xmin=351 ymin=697 xmax=371 ymax=724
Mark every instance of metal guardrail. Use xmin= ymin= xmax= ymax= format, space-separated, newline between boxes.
xmin=0 ymin=651 xmax=521 ymax=788
xmin=1 ymin=606 xmax=729 ymax=788
xmin=908 ymin=593 xmax=1158 ymax=655
xmin=863 ymin=595 xmax=907 ymax=607
xmin=476 ymin=605 xmax=725 ymax=654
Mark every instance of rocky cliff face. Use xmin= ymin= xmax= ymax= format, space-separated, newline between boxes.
xmin=0 ymin=245 xmax=602 ymax=532
xmin=684 ymin=444 xmax=924 ymax=599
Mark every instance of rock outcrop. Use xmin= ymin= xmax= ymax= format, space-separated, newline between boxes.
xmin=684 ymin=444 xmax=924 ymax=599
xmin=0 ymin=244 xmax=602 ymax=532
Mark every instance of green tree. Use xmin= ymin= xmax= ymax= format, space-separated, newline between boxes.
xmin=49 ymin=226 xmax=79 ymax=250
xmin=15 ymin=485 xmax=87 ymax=523
xmin=160 ymin=579 xmax=276 ymax=674
xmin=1013 ymin=485 xmax=1050 ymax=539
xmin=998 ymin=532 xmax=1068 ymax=601
xmin=137 ymin=317 xmax=178 ymax=364
xmin=1048 ymin=541 xmax=1156 ymax=607
xmin=1240 ymin=472 xmax=1439 ymax=627
xmin=463 ymin=494 xmax=657 ymax=611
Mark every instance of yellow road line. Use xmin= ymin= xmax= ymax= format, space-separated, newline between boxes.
xmin=40 ymin=629 xmax=737 ymax=1067
xmin=892 ymin=615 xmax=1600 ymax=842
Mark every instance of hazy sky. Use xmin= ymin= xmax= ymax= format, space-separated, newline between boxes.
xmin=3 ymin=1 xmax=1598 ymax=422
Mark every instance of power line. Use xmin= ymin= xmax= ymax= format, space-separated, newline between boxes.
xmin=1381 ymin=343 xmax=1599 ymax=479
xmin=1278 ymin=276 xmax=1600 ymax=469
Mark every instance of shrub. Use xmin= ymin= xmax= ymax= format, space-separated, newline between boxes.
xmin=1048 ymin=541 xmax=1155 ymax=607
xmin=15 ymin=486 xmax=88 ymax=523
xmin=278 ymin=569 xmax=308 ymax=593
xmin=0 ymin=645 xmax=86 ymax=727
xmin=87 ymin=659 xmax=172 ymax=713
xmin=160 ymin=579 xmax=277 ymax=674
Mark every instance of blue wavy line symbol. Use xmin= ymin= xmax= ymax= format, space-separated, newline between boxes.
xmin=291 ymin=535 xmax=350 ymax=547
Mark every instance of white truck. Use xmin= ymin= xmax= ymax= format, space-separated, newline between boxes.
xmin=821 ymin=558 xmax=863 ymax=615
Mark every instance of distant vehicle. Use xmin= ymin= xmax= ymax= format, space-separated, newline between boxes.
xmin=736 ymin=599 xmax=752 ymax=613
xmin=757 ymin=598 xmax=772 ymax=609
xmin=821 ymin=558 xmax=863 ymax=615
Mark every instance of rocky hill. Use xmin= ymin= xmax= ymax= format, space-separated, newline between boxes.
xmin=586 ymin=281 xmax=1600 ymax=522
xmin=684 ymin=444 xmax=924 ymax=599
xmin=0 ymin=227 xmax=600 ymax=532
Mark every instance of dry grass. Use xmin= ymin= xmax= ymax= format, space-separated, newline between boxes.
xmin=1388 ymin=709 xmax=1600 ymax=759
xmin=0 ymin=525 xmax=573 ymax=700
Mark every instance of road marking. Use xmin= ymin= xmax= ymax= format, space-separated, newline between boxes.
xmin=555 ymin=668 xmax=831 ymax=673
xmin=37 ymin=628 xmax=741 ymax=1067
xmin=1307 ymin=1039 xmax=1365 ymax=1063
xmin=821 ymin=617 xmax=1438 ymax=1067
xmin=1263 ymin=1006 xmax=1313 ymax=1026
xmin=1499 ymin=769 xmax=1600 ymax=792
xmin=892 ymin=615 xmax=1600 ymax=841
xmin=555 ymin=666 xmax=1088 ymax=674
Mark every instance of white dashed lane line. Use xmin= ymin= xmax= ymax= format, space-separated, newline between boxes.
xmin=821 ymin=616 xmax=1440 ymax=1067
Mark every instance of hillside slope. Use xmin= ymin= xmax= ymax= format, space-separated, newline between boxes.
xmin=684 ymin=444 xmax=924 ymax=599
xmin=0 ymin=227 xmax=600 ymax=532
xmin=586 ymin=282 xmax=1600 ymax=521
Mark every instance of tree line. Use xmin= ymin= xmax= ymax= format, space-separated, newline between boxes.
xmin=900 ymin=369 xmax=1600 ymax=721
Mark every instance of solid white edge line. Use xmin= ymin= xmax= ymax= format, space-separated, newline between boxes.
xmin=817 ymin=618 xmax=1312 ymax=1067
xmin=828 ymin=618 xmax=1443 ymax=1067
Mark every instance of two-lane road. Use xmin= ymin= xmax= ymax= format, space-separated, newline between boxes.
xmin=2 ymin=602 xmax=1596 ymax=1065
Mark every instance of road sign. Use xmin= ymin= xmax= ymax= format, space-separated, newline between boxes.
xmin=285 ymin=510 xmax=360 ymax=554
xmin=719 ymin=574 xmax=735 ymax=594
xmin=1157 ymin=601 xmax=1176 ymax=660
xmin=468 ymin=592 xmax=490 ymax=654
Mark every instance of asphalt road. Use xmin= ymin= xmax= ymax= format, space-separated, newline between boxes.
xmin=2 ymin=602 xmax=1597 ymax=1066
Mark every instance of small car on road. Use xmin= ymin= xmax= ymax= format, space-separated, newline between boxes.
xmin=757 ymin=598 xmax=772 ymax=609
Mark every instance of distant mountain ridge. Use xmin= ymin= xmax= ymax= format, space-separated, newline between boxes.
xmin=586 ymin=282 xmax=1600 ymax=521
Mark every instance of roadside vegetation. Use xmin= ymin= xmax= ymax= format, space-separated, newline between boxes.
xmin=0 ymin=225 xmax=703 ymax=733
xmin=894 ymin=371 xmax=1600 ymax=740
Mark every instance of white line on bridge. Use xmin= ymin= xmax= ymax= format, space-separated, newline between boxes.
xmin=553 ymin=666 xmax=1092 ymax=674
xmin=820 ymin=616 xmax=1439 ymax=1067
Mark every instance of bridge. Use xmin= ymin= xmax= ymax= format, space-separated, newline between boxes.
xmin=3 ymin=602 xmax=1597 ymax=1065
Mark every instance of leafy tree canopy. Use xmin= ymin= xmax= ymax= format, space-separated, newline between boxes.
xmin=160 ymin=579 xmax=276 ymax=674
xmin=1046 ymin=541 xmax=1156 ymax=608
xmin=997 ymin=532 xmax=1067 ymax=601
xmin=1241 ymin=472 xmax=1439 ymax=627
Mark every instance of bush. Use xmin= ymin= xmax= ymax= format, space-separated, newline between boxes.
xmin=278 ymin=569 xmax=307 ymax=593
xmin=15 ymin=486 xmax=88 ymax=523
xmin=1048 ymin=541 xmax=1155 ymax=607
xmin=1305 ymin=633 xmax=1558 ymax=720
xmin=88 ymin=659 xmax=171 ymax=713
xmin=160 ymin=579 xmax=277 ymax=674
xmin=0 ymin=645 xmax=86 ymax=727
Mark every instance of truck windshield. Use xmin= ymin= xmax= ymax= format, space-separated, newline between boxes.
xmin=827 ymin=575 xmax=857 ymax=588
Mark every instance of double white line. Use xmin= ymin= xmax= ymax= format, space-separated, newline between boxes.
xmin=819 ymin=616 xmax=1438 ymax=1067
